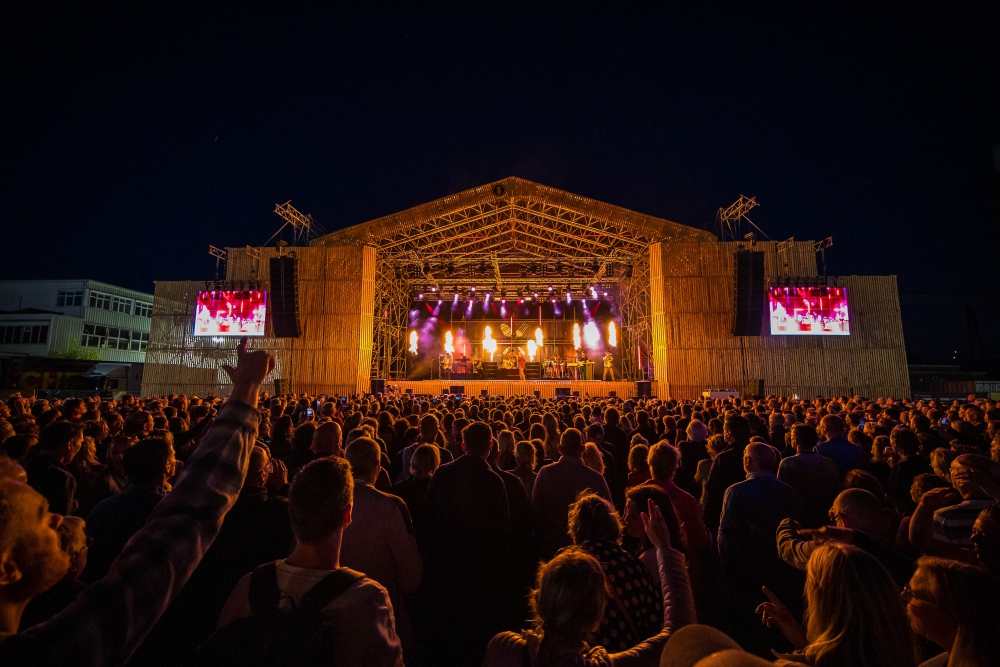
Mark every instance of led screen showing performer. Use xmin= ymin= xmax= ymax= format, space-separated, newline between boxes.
xmin=194 ymin=291 xmax=268 ymax=337
xmin=768 ymin=286 xmax=850 ymax=336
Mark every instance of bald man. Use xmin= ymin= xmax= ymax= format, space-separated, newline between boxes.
xmin=776 ymin=488 xmax=914 ymax=586
xmin=311 ymin=421 xmax=343 ymax=458
xmin=718 ymin=443 xmax=804 ymax=654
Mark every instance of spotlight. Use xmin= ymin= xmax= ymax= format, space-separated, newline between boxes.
xmin=547 ymin=285 xmax=553 ymax=292
xmin=430 ymin=286 xmax=437 ymax=292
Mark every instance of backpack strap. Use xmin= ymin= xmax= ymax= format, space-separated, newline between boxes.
xmin=297 ymin=568 xmax=364 ymax=614
xmin=248 ymin=561 xmax=282 ymax=616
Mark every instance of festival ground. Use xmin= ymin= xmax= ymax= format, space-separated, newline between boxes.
xmin=394 ymin=379 xmax=651 ymax=399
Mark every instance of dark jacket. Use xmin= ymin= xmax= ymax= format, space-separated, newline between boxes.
xmin=83 ymin=484 xmax=166 ymax=583
xmin=603 ymin=423 xmax=631 ymax=488
xmin=815 ymin=437 xmax=863 ymax=477
xmin=886 ymin=455 xmax=932 ymax=515
xmin=719 ymin=473 xmax=805 ymax=604
xmin=26 ymin=452 xmax=77 ymax=515
xmin=391 ymin=476 xmax=433 ymax=525
xmin=416 ymin=454 xmax=514 ymax=666
xmin=128 ymin=485 xmax=293 ymax=665
xmin=701 ymin=441 xmax=749 ymax=532
xmin=675 ymin=440 xmax=709 ymax=499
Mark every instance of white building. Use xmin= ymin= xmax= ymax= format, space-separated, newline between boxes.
xmin=0 ymin=280 xmax=153 ymax=364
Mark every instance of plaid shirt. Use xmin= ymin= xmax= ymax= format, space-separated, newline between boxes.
xmin=1 ymin=400 xmax=259 ymax=667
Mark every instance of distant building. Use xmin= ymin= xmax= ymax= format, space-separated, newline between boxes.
xmin=0 ymin=280 xmax=152 ymax=395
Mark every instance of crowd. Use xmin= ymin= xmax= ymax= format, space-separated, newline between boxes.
xmin=1 ymin=346 xmax=999 ymax=667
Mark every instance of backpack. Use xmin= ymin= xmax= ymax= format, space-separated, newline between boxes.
xmin=194 ymin=561 xmax=362 ymax=667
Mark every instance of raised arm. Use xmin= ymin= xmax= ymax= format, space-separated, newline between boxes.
xmin=4 ymin=341 xmax=274 ymax=667
xmin=607 ymin=500 xmax=695 ymax=667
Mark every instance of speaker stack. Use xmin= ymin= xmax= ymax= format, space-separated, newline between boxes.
xmin=370 ymin=379 xmax=386 ymax=395
xmin=732 ymin=250 xmax=766 ymax=336
xmin=269 ymin=256 xmax=302 ymax=338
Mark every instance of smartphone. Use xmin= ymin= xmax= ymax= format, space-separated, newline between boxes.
xmin=306 ymin=408 xmax=313 ymax=417
xmin=340 ymin=397 xmax=347 ymax=405
xmin=859 ymin=419 xmax=867 ymax=427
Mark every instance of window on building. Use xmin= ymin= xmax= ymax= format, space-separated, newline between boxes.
xmin=89 ymin=292 xmax=112 ymax=310
xmin=134 ymin=302 xmax=153 ymax=318
xmin=56 ymin=290 xmax=84 ymax=307
xmin=0 ymin=325 xmax=49 ymax=345
xmin=110 ymin=296 xmax=132 ymax=313
xmin=82 ymin=325 xmax=147 ymax=352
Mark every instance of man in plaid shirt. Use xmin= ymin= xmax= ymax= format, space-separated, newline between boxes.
xmin=0 ymin=341 xmax=274 ymax=666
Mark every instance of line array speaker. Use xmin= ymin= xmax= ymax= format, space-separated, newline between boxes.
xmin=269 ymin=256 xmax=302 ymax=338
xmin=273 ymin=379 xmax=287 ymax=395
xmin=732 ymin=250 xmax=766 ymax=336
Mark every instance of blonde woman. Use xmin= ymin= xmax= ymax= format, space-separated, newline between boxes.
xmin=483 ymin=500 xmax=693 ymax=667
xmin=582 ymin=443 xmax=605 ymax=476
xmin=757 ymin=542 xmax=918 ymax=667
xmin=904 ymin=557 xmax=1000 ymax=667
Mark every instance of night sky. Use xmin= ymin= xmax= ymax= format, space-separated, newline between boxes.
xmin=3 ymin=4 xmax=998 ymax=363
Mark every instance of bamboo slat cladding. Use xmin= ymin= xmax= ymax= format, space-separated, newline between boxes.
xmin=143 ymin=246 xmax=376 ymax=397
xmin=648 ymin=241 xmax=910 ymax=399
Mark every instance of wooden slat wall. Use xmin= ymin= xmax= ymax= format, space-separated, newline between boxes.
xmin=142 ymin=245 xmax=376 ymax=397
xmin=648 ymin=241 xmax=910 ymax=399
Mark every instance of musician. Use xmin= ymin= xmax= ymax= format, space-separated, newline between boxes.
xmin=517 ymin=350 xmax=526 ymax=381
xmin=603 ymin=351 xmax=615 ymax=381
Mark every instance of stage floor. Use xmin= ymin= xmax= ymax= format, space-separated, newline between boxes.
xmin=395 ymin=380 xmax=655 ymax=399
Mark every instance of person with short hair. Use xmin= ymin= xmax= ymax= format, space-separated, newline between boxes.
xmin=26 ymin=421 xmax=85 ymax=515
xmin=815 ymin=414 xmax=864 ymax=477
xmin=416 ymin=421 xmax=516 ymax=666
xmin=218 ymin=457 xmax=403 ymax=667
xmin=701 ymin=415 xmax=753 ymax=533
xmin=886 ymin=427 xmax=933 ymax=515
xmin=0 ymin=340 xmax=274 ymax=665
xmin=647 ymin=443 xmax=709 ymax=558
xmin=718 ymin=442 xmax=805 ymax=654
xmin=18 ymin=516 xmax=89 ymax=630
xmin=83 ymin=438 xmax=174 ymax=583
xmin=777 ymin=424 xmax=841 ymax=528
xmin=531 ymin=428 xmax=613 ymax=559
xmin=340 ymin=437 xmax=420 ymax=657
xmin=777 ymin=488 xmax=916 ymax=587
xmin=390 ymin=443 xmax=439 ymax=525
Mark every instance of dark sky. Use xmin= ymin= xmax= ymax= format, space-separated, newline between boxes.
xmin=3 ymin=3 xmax=998 ymax=362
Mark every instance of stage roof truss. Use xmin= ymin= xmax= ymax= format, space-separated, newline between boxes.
xmin=320 ymin=177 xmax=714 ymax=380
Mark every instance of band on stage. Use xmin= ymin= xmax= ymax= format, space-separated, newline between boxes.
xmin=437 ymin=347 xmax=615 ymax=381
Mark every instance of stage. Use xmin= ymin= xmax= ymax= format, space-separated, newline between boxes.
xmin=394 ymin=379 xmax=653 ymax=399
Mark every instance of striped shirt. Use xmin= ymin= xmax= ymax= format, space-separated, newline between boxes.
xmin=933 ymin=499 xmax=995 ymax=546
xmin=0 ymin=400 xmax=260 ymax=666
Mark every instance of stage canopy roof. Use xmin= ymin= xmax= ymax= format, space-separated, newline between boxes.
xmin=313 ymin=177 xmax=715 ymax=287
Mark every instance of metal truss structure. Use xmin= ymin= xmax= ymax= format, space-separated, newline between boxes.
xmin=716 ymin=195 xmax=764 ymax=242
xmin=273 ymin=201 xmax=327 ymax=246
xmin=315 ymin=177 xmax=714 ymax=381
xmin=371 ymin=257 xmax=410 ymax=381
xmin=615 ymin=255 xmax=653 ymax=380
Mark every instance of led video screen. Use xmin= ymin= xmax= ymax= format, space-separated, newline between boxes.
xmin=768 ymin=286 xmax=850 ymax=336
xmin=194 ymin=291 xmax=268 ymax=337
